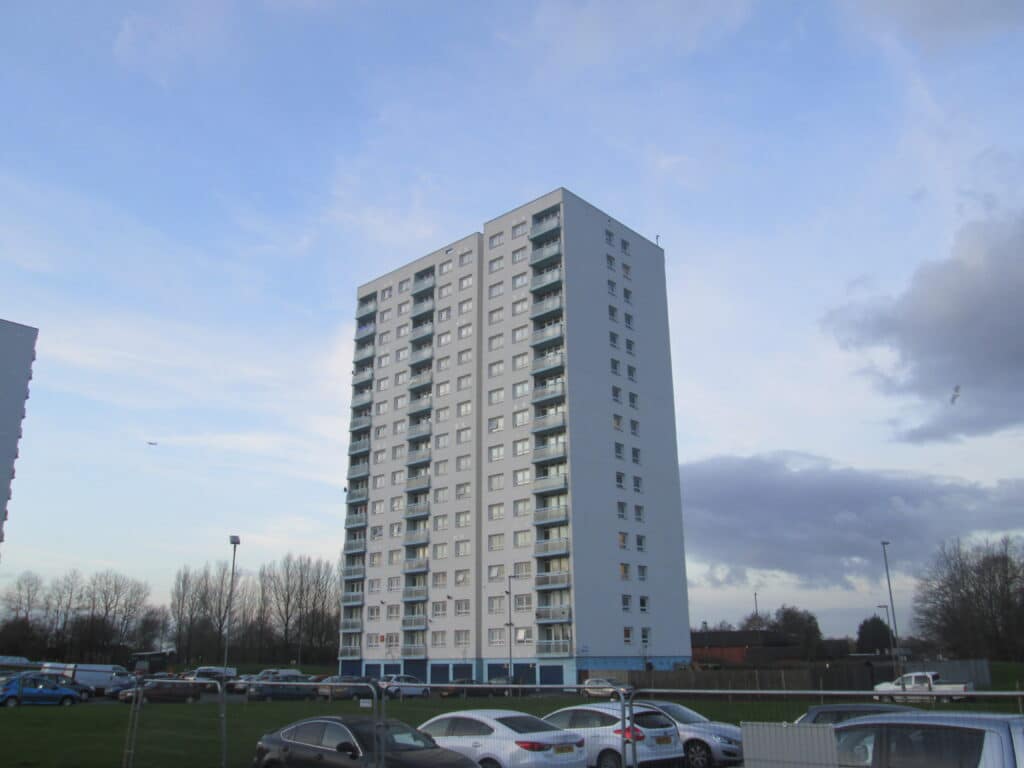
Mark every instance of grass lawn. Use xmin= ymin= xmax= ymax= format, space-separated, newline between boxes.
xmin=1 ymin=691 xmax=1020 ymax=767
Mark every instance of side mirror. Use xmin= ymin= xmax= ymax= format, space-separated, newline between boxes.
xmin=336 ymin=741 xmax=359 ymax=759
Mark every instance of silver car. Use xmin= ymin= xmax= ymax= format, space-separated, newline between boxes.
xmin=544 ymin=702 xmax=684 ymax=768
xmin=421 ymin=709 xmax=586 ymax=768
xmin=636 ymin=701 xmax=742 ymax=767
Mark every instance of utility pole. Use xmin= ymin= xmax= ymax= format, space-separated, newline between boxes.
xmin=506 ymin=573 xmax=514 ymax=693
xmin=881 ymin=541 xmax=901 ymax=676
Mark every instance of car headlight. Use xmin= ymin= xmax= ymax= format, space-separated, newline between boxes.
xmin=711 ymin=734 xmax=740 ymax=746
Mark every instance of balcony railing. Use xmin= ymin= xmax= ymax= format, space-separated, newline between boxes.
xmin=534 ymin=505 xmax=570 ymax=525
xmin=529 ymin=215 xmax=561 ymax=240
xmin=407 ymin=422 xmax=432 ymax=439
xmin=355 ymin=322 xmax=376 ymax=340
xmin=536 ymin=639 xmax=572 ymax=656
xmin=530 ymin=295 xmax=563 ymax=320
xmin=349 ymin=415 xmax=372 ymax=431
xmin=532 ymin=443 xmax=567 ymax=464
xmin=412 ymin=274 xmax=435 ymax=293
xmin=411 ymin=299 xmax=434 ymax=317
xmin=351 ymin=390 xmax=373 ymax=408
xmin=341 ymin=618 xmax=363 ymax=632
xmin=530 ymin=239 xmax=562 ymax=266
xmin=531 ymin=382 xmax=565 ymax=404
xmin=401 ymin=615 xmax=427 ymax=630
xmin=402 ymin=558 xmax=429 ymax=574
xmin=535 ymin=572 xmax=571 ymax=590
xmin=530 ymin=269 xmax=562 ymax=291
xmin=535 ymin=538 xmax=570 ymax=557
xmin=344 ymin=513 xmax=367 ymax=529
xmin=403 ymin=529 xmax=430 ymax=547
xmin=348 ymin=438 xmax=370 ymax=455
xmin=356 ymin=298 xmax=377 ymax=318
xmin=405 ymin=474 xmax=430 ymax=492
xmin=342 ymin=565 xmax=365 ymax=580
xmin=401 ymin=644 xmax=427 ymax=658
xmin=346 ymin=488 xmax=369 ymax=504
xmin=405 ymin=448 xmax=431 ymax=465
xmin=353 ymin=343 xmax=375 ymax=363
xmin=531 ymin=353 xmax=565 ymax=374
xmin=410 ymin=323 xmax=434 ymax=342
xmin=531 ymin=325 xmax=564 ymax=346
xmin=408 ymin=371 xmax=432 ymax=389
xmin=341 ymin=592 xmax=365 ymax=606
xmin=408 ymin=395 xmax=432 ymax=414
xmin=536 ymin=605 xmax=572 ymax=623
xmin=339 ymin=645 xmax=361 ymax=659
xmin=409 ymin=347 xmax=434 ymax=364
xmin=533 ymin=474 xmax=568 ymax=493
xmin=343 ymin=539 xmax=366 ymax=554
xmin=347 ymin=463 xmax=370 ymax=480
xmin=404 ymin=502 xmax=430 ymax=520
xmin=531 ymin=412 xmax=566 ymax=433
xmin=402 ymin=586 xmax=428 ymax=601
xmin=352 ymin=368 xmax=374 ymax=386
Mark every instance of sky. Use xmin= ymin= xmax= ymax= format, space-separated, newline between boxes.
xmin=1 ymin=0 xmax=1022 ymax=638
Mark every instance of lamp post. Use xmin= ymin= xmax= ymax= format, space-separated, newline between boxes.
xmin=876 ymin=603 xmax=896 ymax=669
xmin=881 ymin=541 xmax=901 ymax=676
xmin=220 ymin=535 xmax=240 ymax=768
xmin=505 ymin=573 xmax=515 ymax=694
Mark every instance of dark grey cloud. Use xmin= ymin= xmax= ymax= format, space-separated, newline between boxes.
xmin=682 ymin=452 xmax=1024 ymax=589
xmin=824 ymin=212 xmax=1024 ymax=442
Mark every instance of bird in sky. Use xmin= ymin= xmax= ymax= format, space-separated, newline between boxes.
xmin=146 ymin=441 xmax=158 ymax=446
xmin=950 ymin=385 xmax=961 ymax=405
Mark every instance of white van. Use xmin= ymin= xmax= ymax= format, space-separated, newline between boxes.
xmin=40 ymin=663 xmax=133 ymax=695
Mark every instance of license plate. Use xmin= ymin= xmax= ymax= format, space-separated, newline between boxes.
xmin=554 ymin=745 xmax=573 ymax=754
xmin=655 ymin=736 xmax=672 ymax=745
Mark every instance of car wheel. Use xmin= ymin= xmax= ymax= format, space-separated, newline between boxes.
xmin=597 ymin=749 xmax=622 ymax=768
xmin=685 ymin=740 xmax=713 ymax=768
xmin=479 ymin=759 xmax=501 ymax=768
xmin=60 ymin=697 xmax=74 ymax=707
xmin=4 ymin=698 xmax=19 ymax=707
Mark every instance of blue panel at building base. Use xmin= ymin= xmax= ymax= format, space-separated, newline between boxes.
xmin=365 ymin=663 xmax=381 ymax=679
xmin=576 ymin=656 xmax=691 ymax=676
xmin=384 ymin=663 xmax=401 ymax=675
xmin=430 ymin=664 xmax=450 ymax=684
xmin=486 ymin=662 xmax=507 ymax=681
xmin=405 ymin=659 xmax=427 ymax=681
xmin=539 ymin=665 xmax=564 ymax=685
xmin=341 ymin=660 xmax=362 ymax=676
xmin=513 ymin=663 xmax=536 ymax=685
xmin=452 ymin=663 xmax=473 ymax=680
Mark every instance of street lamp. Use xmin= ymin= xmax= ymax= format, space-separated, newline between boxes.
xmin=220 ymin=535 xmax=240 ymax=768
xmin=876 ymin=603 xmax=896 ymax=666
xmin=881 ymin=541 xmax=901 ymax=675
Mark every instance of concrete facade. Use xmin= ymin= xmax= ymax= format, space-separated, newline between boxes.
xmin=0 ymin=319 xmax=38 ymax=557
xmin=340 ymin=189 xmax=690 ymax=685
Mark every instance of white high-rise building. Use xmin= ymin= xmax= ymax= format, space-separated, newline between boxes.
xmin=340 ymin=189 xmax=690 ymax=685
xmin=0 ymin=319 xmax=38 ymax=558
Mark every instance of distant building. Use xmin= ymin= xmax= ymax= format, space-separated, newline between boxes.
xmin=0 ymin=319 xmax=38 ymax=558
xmin=690 ymin=629 xmax=800 ymax=665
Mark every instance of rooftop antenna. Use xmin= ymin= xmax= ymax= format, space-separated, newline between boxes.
xmin=656 ymin=234 xmax=660 ymax=245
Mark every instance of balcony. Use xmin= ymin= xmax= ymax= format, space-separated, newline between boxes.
xmin=531 ymin=412 xmax=566 ymax=434
xmin=535 ymin=538 xmax=570 ymax=558
xmin=407 ymin=422 xmax=432 ymax=439
xmin=411 ymin=299 xmax=434 ymax=319
xmin=531 ymin=352 xmax=565 ymax=375
xmin=356 ymin=298 xmax=377 ymax=319
xmin=536 ymin=605 xmax=572 ymax=623
xmin=351 ymin=390 xmax=373 ymax=408
xmin=346 ymin=487 xmax=369 ymax=504
xmin=530 ymin=269 xmax=562 ymax=292
xmin=342 ymin=565 xmax=365 ymax=580
xmin=534 ymin=504 xmax=570 ymax=526
xmin=530 ymin=239 xmax=562 ymax=269
xmin=403 ymin=529 xmax=430 ymax=547
xmin=408 ymin=395 xmax=432 ymax=415
xmin=536 ymin=572 xmax=571 ymax=590
xmin=408 ymin=371 xmax=432 ymax=390
xmin=341 ymin=618 xmax=363 ymax=632
xmin=401 ymin=615 xmax=428 ymax=631
xmin=409 ymin=346 xmax=434 ymax=364
xmin=533 ymin=474 xmax=568 ymax=493
xmin=410 ymin=322 xmax=434 ymax=343
xmin=349 ymin=415 xmax=372 ymax=432
xmin=531 ymin=324 xmax=564 ymax=348
xmin=352 ymin=368 xmax=374 ymax=386
xmin=343 ymin=538 xmax=367 ymax=554
xmin=405 ymin=447 xmax=431 ymax=466
xmin=402 ymin=586 xmax=428 ymax=602
xmin=531 ymin=381 xmax=565 ymax=405
xmin=348 ymin=438 xmax=370 ymax=456
xmin=353 ymin=343 xmax=375 ymax=364
xmin=529 ymin=215 xmax=561 ymax=241
xmin=355 ymin=322 xmax=376 ymax=341
xmin=347 ymin=462 xmax=370 ymax=480
xmin=405 ymin=474 xmax=430 ymax=493
xmin=344 ymin=513 xmax=368 ymax=529
xmin=532 ymin=443 xmax=567 ymax=465
xmin=401 ymin=644 xmax=427 ymax=658
xmin=412 ymin=274 xmax=435 ymax=294
xmin=530 ymin=295 xmax=563 ymax=321
xmin=341 ymin=592 xmax=365 ymax=606
xmin=402 ymin=558 xmax=429 ymax=574
xmin=536 ymin=639 xmax=572 ymax=656
xmin=404 ymin=502 xmax=430 ymax=520
xmin=339 ymin=645 xmax=362 ymax=659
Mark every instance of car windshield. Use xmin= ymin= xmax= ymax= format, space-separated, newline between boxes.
xmin=652 ymin=702 xmax=709 ymax=724
xmin=349 ymin=721 xmax=435 ymax=752
xmin=496 ymin=715 xmax=561 ymax=734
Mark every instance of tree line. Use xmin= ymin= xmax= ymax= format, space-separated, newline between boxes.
xmin=0 ymin=553 xmax=342 ymax=668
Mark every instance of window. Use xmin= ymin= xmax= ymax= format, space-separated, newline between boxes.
xmin=512 ymin=380 xmax=529 ymax=399
xmin=612 ymin=386 xmax=622 ymax=403
xmin=377 ymin=353 xmax=391 ymax=367
xmin=623 ymin=288 xmax=632 ymax=304
xmin=488 ymin=388 xmax=505 ymax=406
xmin=638 ymin=565 xmax=647 ymax=581
xmin=437 ymin=306 xmax=452 ymax=322
xmin=606 ymin=232 xmax=615 ymax=248
xmin=512 ymin=297 xmax=528 ymax=315
xmin=488 ymin=232 xmax=504 ymax=249
xmin=433 ymin=460 xmax=448 ymax=477
xmin=608 ymin=306 xmax=618 ymax=322
xmin=633 ymin=476 xmax=643 ymax=493
xmin=454 ymin=629 xmax=470 ymax=647
xmin=620 ymin=563 xmax=631 ymax=580
xmin=455 ymin=571 xmax=470 ymax=587
xmin=488 ymin=445 xmax=505 ymax=462
xmin=459 ymin=274 xmax=473 ymax=290
xmin=366 ymin=633 xmax=380 ymax=648
xmin=489 ymin=256 xmax=503 ymax=273
xmin=436 ymin=381 xmax=450 ymax=397
xmin=514 ymin=594 xmax=532 ymax=613
xmin=434 ymin=487 xmax=449 ymax=502
xmin=435 ymin=433 xmax=449 ymax=449
xmin=373 ymin=449 xmax=386 ymax=464
xmin=488 ymin=307 xmax=504 ymax=325
xmin=456 ymin=482 xmax=470 ymax=498
xmin=398 ymin=278 xmax=411 ymax=293
xmin=375 ymin=401 xmax=389 ymax=416
xmin=387 ymin=576 xmax=401 ymax=592
xmin=378 ymin=330 xmax=391 ymax=345
xmin=437 ymin=331 xmax=451 ymax=347
xmin=624 ymin=313 xmax=633 ymax=329
xmin=625 ymin=338 xmax=635 ymax=355
xmin=488 ymin=282 xmax=504 ymax=299
xmin=488 ymin=564 xmax=505 ymax=582
xmin=488 ymin=334 xmax=504 ymax=351
xmin=512 ymin=352 xmax=528 ymax=370
xmin=369 ymin=552 xmax=382 ymax=567
xmin=512 ymin=272 xmax=528 ymax=289
xmin=431 ymin=630 xmax=446 ymax=647
xmin=487 ymin=595 xmax=505 ymax=614
xmin=512 ymin=325 xmax=528 ymax=343
xmin=394 ymin=370 xmax=407 ymax=384
xmin=614 ymin=442 xmax=624 ymax=459
xmin=513 ymin=438 xmax=529 ymax=456
xmin=457 ymin=400 xmax=472 ymax=417
xmin=458 ymin=348 xmax=472 ymax=364
xmin=609 ymin=331 xmax=619 ymax=348
xmin=636 ymin=535 xmax=646 ymax=552
xmin=390 ymin=495 xmax=404 ymax=510
xmin=641 ymin=627 xmax=651 ymax=645
xmin=515 ymin=627 xmax=533 ymax=645
xmin=370 ymin=525 xmax=384 ymax=541
xmin=456 ymin=454 xmax=471 ymax=471
xmin=632 ymin=447 xmax=641 ymax=464
xmin=376 ymin=377 xmax=390 ymax=392
xmin=513 ymin=529 xmax=532 ymax=548
xmin=618 ymin=531 xmax=628 ymax=549
xmin=513 ymin=498 xmax=531 ymax=517
xmin=433 ymin=514 xmax=449 ymax=531
xmin=621 ymin=238 xmax=630 ymax=253
xmin=513 ymin=468 xmax=531 ymax=486
xmin=616 ymin=472 xmax=625 ymax=489
xmin=398 ymin=301 xmax=410 ymax=316
xmin=432 ymin=571 xmax=448 ymax=587
xmin=511 ymin=221 xmax=527 ymax=239
xmin=455 ymin=510 xmax=470 ymax=528
xmin=629 ymin=392 xmax=638 ymax=408
xmin=388 ymin=548 xmax=402 ymax=565
xmin=432 ymin=601 xmax=447 ymax=618
xmin=630 ymin=419 xmax=639 ymax=436
xmin=439 ymin=259 xmax=453 ymax=275
xmin=367 ymin=605 xmax=381 ymax=621
xmin=613 ymin=414 xmax=623 ymax=431
xmin=387 ymin=605 xmax=400 ymax=619
xmin=623 ymin=627 xmax=633 ymax=644
xmin=438 ymin=284 xmax=453 ymax=299
xmin=454 ymin=539 xmax=470 ymax=557
xmin=372 ymin=474 xmax=385 ymax=488
xmin=488 ymin=415 xmax=504 ymax=433
xmin=611 ymin=358 xmax=621 ymax=375
xmin=627 ymin=365 xmax=636 ymax=382
xmin=513 ymin=560 xmax=532 ymax=577
xmin=487 ymin=503 xmax=505 ymax=520
xmin=488 ymin=533 xmax=505 ymax=551
xmin=512 ymin=246 xmax=527 ymax=263
xmin=622 ymin=263 xmax=631 ymax=279
xmin=512 ymin=409 xmax=529 ymax=427
xmin=436 ymin=406 xmax=450 ymax=422
xmin=457 ymin=374 xmax=472 ymax=391
xmin=459 ymin=298 xmax=473 ymax=315
xmin=459 ymin=250 xmax=473 ymax=266
xmin=456 ymin=427 xmax=471 ymax=444
xmin=617 ymin=501 xmax=627 ymax=519
xmin=608 ymin=279 xmax=617 ymax=296
xmin=389 ymin=522 xmax=403 ymax=537
xmin=458 ymin=323 xmax=472 ymax=339
xmin=374 ymin=425 xmax=387 ymax=439
xmin=432 ymin=543 xmax=448 ymax=559
xmin=488 ymin=628 xmax=505 ymax=646
xmin=622 ymin=594 xmax=632 ymax=611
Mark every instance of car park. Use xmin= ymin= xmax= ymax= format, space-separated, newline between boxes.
xmin=795 ymin=702 xmax=917 ymax=725
xmin=873 ymin=671 xmax=974 ymax=703
xmin=119 ymin=680 xmax=200 ymax=704
xmin=38 ymin=673 xmax=96 ymax=702
xmin=252 ymin=715 xmax=479 ymax=767
xmin=834 ymin=712 xmax=1024 ymax=767
xmin=248 ymin=674 xmax=317 ymax=702
xmin=636 ymin=700 xmax=742 ymax=767
xmin=379 ymin=673 xmax=429 ymax=698
xmin=228 ymin=674 xmax=256 ymax=693
xmin=543 ymin=702 xmax=684 ymax=768
xmin=580 ymin=678 xmax=633 ymax=700
xmin=438 ymin=679 xmax=497 ymax=698
xmin=1 ymin=672 xmax=81 ymax=707
xmin=40 ymin=662 xmax=133 ymax=696
xmin=420 ymin=708 xmax=587 ymax=768
xmin=318 ymin=675 xmax=376 ymax=701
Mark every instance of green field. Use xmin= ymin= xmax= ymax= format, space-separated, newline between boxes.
xmin=1 ymin=691 xmax=1021 ymax=768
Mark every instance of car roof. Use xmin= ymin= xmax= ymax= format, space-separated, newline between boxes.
xmin=426 ymin=708 xmax=537 ymax=722
xmin=838 ymin=712 xmax=1024 ymax=729
xmin=548 ymin=702 xmax=661 ymax=715
xmin=809 ymin=703 xmax=915 ymax=713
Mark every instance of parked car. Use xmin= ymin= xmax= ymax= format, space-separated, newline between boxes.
xmin=318 ymin=675 xmax=376 ymax=701
xmin=795 ymin=702 xmax=917 ymax=725
xmin=1 ymin=672 xmax=80 ymax=707
xmin=636 ymin=700 xmax=742 ymax=767
xmin=438 ymin=679 xmax=496 ymax=699
xmin=38 ymin=673 xmax=96 ymax=702
xmin=543 ymin=703 xmax=684 ymax=768
xmin=119 ymin=680 xmax=201 ymax=704
xmin=835 ymin=712 xmax=1024 ymax=767
xmin=379 ymin=674 xmax=429 ymax=699
xmin=421 ymin=708 xmax=587 ymax=768
xmin=248 ymin=674 xmax=317 ymax=702
xmin=105 ymin=677 xmax=139 ymax=699
xmin=40 ymin=662 xmax=133 ymax=696
xmin=580 ymin=678 xmax=633 ymax=700
xmin=873 ymin=671 xmax=974 ymax=703
xmin=252 ymin=715 xmax=478 ymax=767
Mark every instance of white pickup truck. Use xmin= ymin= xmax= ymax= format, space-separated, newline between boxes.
xmin=874 ymin=671 xmax=974 ymax=702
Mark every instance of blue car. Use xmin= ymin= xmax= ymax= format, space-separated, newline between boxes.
xmin=1 ymin=672 xmax=81 ymax=707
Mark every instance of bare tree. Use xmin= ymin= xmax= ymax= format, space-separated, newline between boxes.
xmin=2 ymin=571 xmax=44 ymax=620
xmin=270 ymin=555 xmax=299 ymax=656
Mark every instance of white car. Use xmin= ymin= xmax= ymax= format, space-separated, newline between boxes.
xmin=543 ymin=703 xmax=684 ymax=768
xmin=378 ymin=673 xmax=429 ymax=698
xmin=581 ymin=678 xmax=633 ymax=700
xmin=420 ymin=709 xmax=586 ymax=768
xmin=636 ymin=701 xmax=742 ymax=767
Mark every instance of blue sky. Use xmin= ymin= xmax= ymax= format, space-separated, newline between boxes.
xmin=2 ymin=0 xmax=1023 ymax=636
